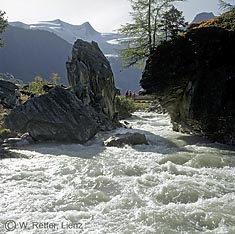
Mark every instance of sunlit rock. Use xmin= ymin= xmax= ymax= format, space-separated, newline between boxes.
xmin=66 ymin=39 xmax=117 ymax=121
xmin=104 ymin=132 xmax=148 ymax=147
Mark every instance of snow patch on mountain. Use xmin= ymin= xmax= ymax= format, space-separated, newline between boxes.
xmin=10 ymin=19 xmax=126 ymax=57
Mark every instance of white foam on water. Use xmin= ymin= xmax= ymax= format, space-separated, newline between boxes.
xmin=0 ymin=111 xmax=235 ymax=234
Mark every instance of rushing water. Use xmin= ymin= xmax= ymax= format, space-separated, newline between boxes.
xmin=1 ymin=112 xmax=235 ymax=234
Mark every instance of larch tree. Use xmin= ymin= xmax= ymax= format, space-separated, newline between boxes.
xmin=118 ymin=0 xmax=186 ymax=67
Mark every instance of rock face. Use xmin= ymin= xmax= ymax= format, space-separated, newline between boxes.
xmin=5 ymin=87 xmax=99 ymax=142
xmin=5 ymin=86 xmax=116 ymax=143
xmin=0 ymin=80 xmax=19 ymax=108
xmin=104 ymin=132 xmax=148 ymax=147
xmin=141 ymin=12 xmax=235 ymax=145
xmin=66 ymin=39 xmax=116 ymax=120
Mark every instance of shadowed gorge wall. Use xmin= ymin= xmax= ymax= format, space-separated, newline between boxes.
xmin=141 ymin=11 xmax=235 ymax=145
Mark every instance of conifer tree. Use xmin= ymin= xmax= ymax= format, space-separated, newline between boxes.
xmin=118 ymin=0 xmax=185 ymax=67
xmin=160 ymin=5 xmax=187 ymax=40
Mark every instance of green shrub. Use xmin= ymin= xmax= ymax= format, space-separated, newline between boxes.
xmin=116 ymin=95 xmax=135 ymax=113
xmin=116 ymin=95 xmax=150 ymax=119
xmin=51 ymin=73 xmax=60 ymax=85
xmin=28 ymin=76 xmax=45 ymax=95
xmin=27 ymin=73 xmax=61 ymax=96
xmin=133 ymin=102 xmax=150 ymax=111
xmin=0 ymin=128 xmax=11 ymax=139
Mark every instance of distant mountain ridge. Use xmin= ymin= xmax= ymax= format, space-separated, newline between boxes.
xmin=4 ymin=20 xmax=142 ymax=93
xmin=10 ymin=20 xmax=123 ymax=56
xmin=10 ymin=20 xmax=101 ymax=43
xmin=0 ymin=25 xmax=72 ymax=84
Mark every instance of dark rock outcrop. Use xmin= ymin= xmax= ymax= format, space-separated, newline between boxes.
xmin=104 ymin=132 xmax=148 ymax=147
xmin=66 ymin=39 xmax=116 ymax=120
xmin=0 ymin=80 xmax=19 ymax=108
xmin=5 ymin=86 xmax=99 ymax=142
xmin=141 ymin=12 xmax=235 ymax=145
xmin=5 ymin=39 xmax=118 ymax=143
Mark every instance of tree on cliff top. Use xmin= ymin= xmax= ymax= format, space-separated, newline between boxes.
xmin=0 ymin=11 xmax=8 ymax=47
xmin=160 ymin=5 xmax=187 ymax=40
xmin=118 ymin=0 xmax=186 ymax=67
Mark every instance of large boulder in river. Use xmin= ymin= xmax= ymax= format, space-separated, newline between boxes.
xmin=66 ymin=39 xmax=117 ymax=120
xmin=5 ymin=86 xmax=115 ymax=142
xmin=104 ymin=132 xmax=148 ymax=147
xmin=141 ymin=11 xmax=235 ymax=145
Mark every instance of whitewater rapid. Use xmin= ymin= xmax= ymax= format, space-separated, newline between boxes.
xmin=1 ymin=112 xmax=235 ymax=234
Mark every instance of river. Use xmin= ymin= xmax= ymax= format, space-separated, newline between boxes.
xmin=1 ymin=111 xmax=235 ymax=234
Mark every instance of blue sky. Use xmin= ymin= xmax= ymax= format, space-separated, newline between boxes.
xmin=1 ymin=0 xmax=232 ymax=32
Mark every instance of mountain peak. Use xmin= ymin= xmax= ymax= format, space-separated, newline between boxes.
xmin=50 ymin=19 xmax=63 ymax=24
xmin=79 ymin=21 xmax=100 ymax=35
xmin=192 ymin=12 xmax=216 ymax=23
xmin=80 ymin=21 xmax=95 ymax=30
xmin=82 ymin=21 xmax=92 ymax=26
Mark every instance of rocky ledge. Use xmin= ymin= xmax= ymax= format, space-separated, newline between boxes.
xmin=141 ymin=11 xmax=235 ymax=145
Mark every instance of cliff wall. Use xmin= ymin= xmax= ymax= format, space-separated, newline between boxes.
xmin=141 ymin=12 xmax=235 ymax=145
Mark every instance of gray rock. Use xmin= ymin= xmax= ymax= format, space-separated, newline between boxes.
xmin=0 ymin=80 xmax=19 ymax=108
xmin=104 ymin=132 xmax=148 ymax=147
xmin=66 ymin=39 xmax=117 ymax=120
xmin=122 ymin=121 xmax=132 ymax=129
xmin=5 ymin=86 xmax=99 ymax=143
xmin=3 ymin=137 xmax=31 ymax=148
xmin=0 ymin=146 xmax=19 ymax=159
